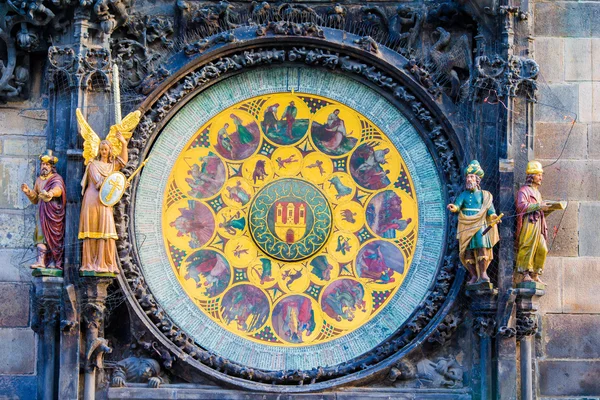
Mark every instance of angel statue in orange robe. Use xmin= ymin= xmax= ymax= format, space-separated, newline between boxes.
xmin=76 ymin=109 xmax=141 ymax=274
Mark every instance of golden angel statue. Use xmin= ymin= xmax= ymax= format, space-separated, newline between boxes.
xmin=76 ymin=108 xmax=141 ymax=274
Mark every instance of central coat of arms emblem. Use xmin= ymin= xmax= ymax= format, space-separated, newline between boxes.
xmin=273 ymin=201 xmax=308 ymax=243
xmin=249 ymin=178 xmax=332 ymax=261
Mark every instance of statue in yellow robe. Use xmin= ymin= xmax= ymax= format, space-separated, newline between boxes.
xmin=515 ymin=161 xmax=554 ymax=284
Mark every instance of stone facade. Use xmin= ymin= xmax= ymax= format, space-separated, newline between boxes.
xmin=0 ymin=0 xmax=598 ymax=398
xmin=534 ymin=0 xmax=600 ymax=398
xmin=0 ymin=100 xmax=46 ymax=398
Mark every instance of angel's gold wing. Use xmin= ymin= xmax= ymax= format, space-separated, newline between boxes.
xmin=105 ymin=110 xmax=142 ymax=157
xmin=76 ymin=108 xmax=101 ymax=166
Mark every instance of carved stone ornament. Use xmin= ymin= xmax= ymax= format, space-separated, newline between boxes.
xmin=387 ymin=357 xmax=464 ymax=388
xmin=109 ymin=357 xmax=165 ymax=388
xmin=516 ymin=314 xmax=538 ymax=339
xmin=473 ymin=315 xmax=497 ymax=338
xmin=112 ymin=28 xmax=463 ymax=390
xmin=428 ymin=313 xmax=460 ymax=346
xmin=471 ymin=54 xmax=539 ymax=102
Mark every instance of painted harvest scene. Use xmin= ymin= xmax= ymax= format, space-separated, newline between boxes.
xmin=161 ymin=93 xmax=418 ymax=346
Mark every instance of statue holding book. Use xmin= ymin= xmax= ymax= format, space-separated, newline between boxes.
xmin=515 ymin=161 xmax=565 ymax=285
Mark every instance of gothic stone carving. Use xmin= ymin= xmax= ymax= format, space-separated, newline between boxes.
xmin=48 ymin=45 xmax=112 ymax=90
xmin=256 ymin=21 xmax=324 ymax=38
xmin=428 ymin=313 xmax=460 ymax=346
xmin=471 ymin=54 xmax=539 ymax=102
xmin=473 ymin=315 xmax=497 ymax=338
xmin=429 ymin=27 xmax=472 ymax=100
xmin=109 ymin=357 xmax=165 ymax=388
xmin=111 ymin=15 xmax=175 ymax=89
xmin=387 ymin=357 xmax=463 ymax=388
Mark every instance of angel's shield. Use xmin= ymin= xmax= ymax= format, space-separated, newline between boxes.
xmin=100 ymin=171 xmax=127 ymax=207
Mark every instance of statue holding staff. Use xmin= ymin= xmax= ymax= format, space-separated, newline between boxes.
xmin=76 ymin=109 xmax=141 ymax=274
xmin=21 ymin=150 xmax=66 ymax=270
xmin=447 ymin=160 xmax=502 ymax=285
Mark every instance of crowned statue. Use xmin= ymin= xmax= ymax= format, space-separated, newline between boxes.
xmin=21 ymin=150 xmax=66 ymax=271
xmin=76 ymin=108 xmax=141 ymax=274
xmin=447 ymin=160 xmax=502 ymax=286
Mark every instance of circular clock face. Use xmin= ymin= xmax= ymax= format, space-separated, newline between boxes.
xmin=135 ymin=68 xmax=446 ymax=371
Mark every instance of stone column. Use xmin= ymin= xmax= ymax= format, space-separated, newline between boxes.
xmin=81 ymin=277 xmax=114 ymax=400
xmin=32 ymin=276 xmax=63 ymax=400
xmin=516 ymin=287 xmax=545 ymax=400
xmin=467 ymin=287 xmax=498 ymax=400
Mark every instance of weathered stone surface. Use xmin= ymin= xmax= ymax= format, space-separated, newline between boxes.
xmin=0 ymin=249 xmax=35 ymax=282
xmin=579 ymin=202 xmax=600 ymax=256
xmin=0 ymin=211 xmax=35 ymax=248
xmin=578 ymin=82 xmax=600 ymax=123
xmin=0 ymin=283 xmax=30 ymax=327
xmin=544 ymin=314 xmax=600 ymax=359
xmin=535 ymin=84 xmax=579 ymax=123
xmin=539 ymin=361 xmax=600 ymax=396
xmin=534 ymin=2 xmax=597 ymax=38
xmin=0 ymin=106 xmax=47 ymax=136
xmin=535 ymin=37 xmax=564 ymax=83
xmin=539 ymin=257 xmax=562 ymax=313
xmin=534 ymin=123 xmax=587 ymax=160
xmin=564 ymin=39 xmax=592 ymax=81
xmin=0 ymin=376 xmax=37 ymax=400
xmin=590 ymin=123 xmax=600 ymax=159
xmin=546 ymin=200 xmax=578 ymax=257
xmin=593 ymin=39 xmax=600 ymax=81
xmin=537 ymin=161 xmax=600 ymax=201
xmin=2 ymin=137 xmax=46 ymax=157
xmin=563 ymin=257 xmax=600 ymax=313
xmin=0 ymin=157 xmax=36 ymax=209
xmin=0 ymin=328 xmax=36 ymax=374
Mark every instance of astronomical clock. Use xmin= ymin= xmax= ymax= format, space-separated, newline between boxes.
xmin=132 ymin=65 xmax=452 ymax=378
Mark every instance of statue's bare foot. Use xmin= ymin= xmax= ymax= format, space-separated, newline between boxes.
xmin=467 ymin=276 xmax=478 ymax=285
xmin=522 ymin=272 xmax=534 ymax=282
xmin=480 ymin=273 xmax=491 ymax=283
xmin=30 ymin=263 xmax=44 ymax=269
xmin=532 ymin=273 xmax=545 ymax=284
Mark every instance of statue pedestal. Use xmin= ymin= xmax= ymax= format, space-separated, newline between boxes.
xmin=515 ymin=287 xmax=545 ymax=400
xmin=32 ymin=268 xmax=63 ymax=277
xmin=81 ymin=277 xmax=115 ymax=400
xmin=466 ymin=281 xmax=494 ymax=291
xmin=80 ymin=271 xmax=119 ymax=278
xmin=32 ymin=276 xmax=63 ymax=400
xmin=466 ymin=287 xmax=498 ymax=400
xmin=515 ymin=281 xmax=546 ymax=291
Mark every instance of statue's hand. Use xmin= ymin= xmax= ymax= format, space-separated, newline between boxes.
xmin=21 ymin=183 xmax=30 ymax=194
xmin=147 ymin=377 xmax=161 ymax=388
xmin=447 ymin=204 xmax=458 ymax=213
xmin=111 ymin=375 xmax=126 ymax=387
xmin=541 ymin=201 xmax=551 ymax=212
xmin=39 ymin=190 xmax=52 ymax=202
xmin=115 ymin=131 xmax=127 ymax=144
xmin=490 ymin=214 xmax=502 ymax=224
